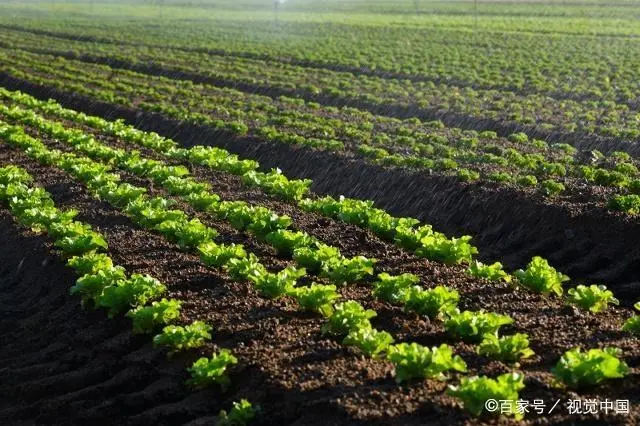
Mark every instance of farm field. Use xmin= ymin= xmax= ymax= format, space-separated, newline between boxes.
xmin=0 ymin=0 xmax=639 ymax=425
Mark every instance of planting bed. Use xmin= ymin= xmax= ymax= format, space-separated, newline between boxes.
xmin=1 ymin=1 xmax=640 ymax=425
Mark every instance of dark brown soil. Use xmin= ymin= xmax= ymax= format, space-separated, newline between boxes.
xmin=1 ymin=128 xmax=640 ymax=425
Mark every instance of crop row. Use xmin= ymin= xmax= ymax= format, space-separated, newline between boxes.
xmin=0 ymin=102 xmax=502 ymax=332
xmin=1 ymin=27 xmax=638 ymax=143
xmin=0 ymin=88 xmax=598 ymax=286
xmin=5 ymin=87 xmax=638 ymax=305
xmin=0 ymin=163 xmax=255 ymax=424
xmin=2 ymin=54 xmax=640 ymax=215
xmin=2 ymin=14 xmax=638 ymax=106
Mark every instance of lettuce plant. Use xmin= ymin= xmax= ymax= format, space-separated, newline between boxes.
xmin=321 ymin=256 xmax=376 ymax=285
xmin=186 ymin=349 xmax=238 ymax=388
xmin=539 ymin=179 xmax=565 ymax=196
xmin=124 ymin=196 xmax=175 ymax=215
xmin=387 ymin=343 xmax=467 ymax=382
xmin=54 ymin=231 xmax=108 ymax=255
xmin=369 ymin=214 xmax=418 ymax=241
xmin=7 ymin=184 xmax=52 ymax=212
xmin=292 ymin=244 xmax=341 ymax=273
xmin=343 ymin=327 xmax=394 ymax=358
xmin=537 ymin=162 xmax=566 ymax=178
xmin=488 ymin=171 xmax=512 ymax=183
xmin=608 ymin=194 xmax=640 ymax=215
xmin=468 ymin=261 xmax=511 ymax=282
xmin=444 ymin=310 xmax=514 ymax=342
xmin=125 ymin=197 xmax=185 ymax=228
xmin=126 ymin=298 xmax=182 ymax=334
xmin=321 ymin=301 xmax=376 ymax=336
xmin=67 ymin=251 xmax=114 ymax=275
xmin=162 ymin=176 xmax=210 ymax=196
xmin=243 ymin=169 xmax=311 ymax=201
xmin=415 ymin=234 xmax=478 ymax=265
xmin=265 ymin=230 xmax=316 ymax=257
xmin=97 ymin=182 xmax=146 ymax=207
xmin=249 ymin=266 xmax=306 ymax=299
xmin=371 ymin=272 xmax=418 ymax=304
xmin=404 ymin=285 xmax=459 ymax=318
xmin=622 ymin=302 xmax=640 ymax=335
xmin=594 ymin=169 xmax=629 ymax=187
xmin=147 ymin=164 xmax=190 ymax=181
xmin=552 ymin=347 xmax=630 ymax=388
xmin=516 ymin=174 xmax=538 ymax=187
xmin=198 ymin=241 xmax=247 ymax=268
xmin=298 ymin=195 xmax=341 ymax=217
xmin=153 ymin=321 xmax=212 ymax=355
xmin=567 ymin=284 xmax=619 ymax=313
xmin=155 ymin=217 xmax=218 ymax=250
xmin=217 ymin=399 xmax=257 ymax=426
xmin=457 ymin=168 xmax=480 ymax=182
xmin=394 ymin=224 xmax=433 ymax=252
xmin=218 ymin=202 xmax=290 ymax=236
xmin=477 ymin=333 xmax=535 ymax=363
xmin=217 ymin=201 xmax=257 ymax=230
xmin=185 ymin=190 xmax=221 ymax=211
xmin=183 ymin=145 xmax=257 ymax=174
xmin=515 ymin=256 xmax=569 ymax=296
xmin=447 ymin=373 xmax=525 ymax=419
xmin=18 ymin=206 xmax=77 ymax=232
xmin=336 ymin=198 xmax=376 ymax=227
xmin=96 ymin=273 xmax=167 ymax=317
xmin=0 ymin=165 xmax=32 ymax=185
xmin=508 ymin=132 xmax=528 ymax=143
xmin=245 ymin=208 xmax=292 ymax=237
xmin=7 ymin=186 xmax=54 ymax=215
xmin=70 ymin=266 xmax=127 ymax=306
xmin=226 ymin=254 xmax=266 ymax=281
xmin=48 ymin=220 xmax=94 ymax=239
xmin=292 ymin=283 xmax=340 ymax=317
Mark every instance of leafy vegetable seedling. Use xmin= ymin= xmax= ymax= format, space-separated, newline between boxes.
xmin=468 ymin=260 xmax=511 ymax=283
xmin=445 ymin=310 xmax=513 ymax=342
xmin=622 ymin=302 xmax=640 ymax=335
xmin=343 ymin=327 xmax=394 ymax=358
xmin=404 ymin=285 xmax=459 ymax=319
xmin=321 ymin=301 xmax=376 ymax=336
xmin=387 ymin=343 xmax=467 ymax=382
xmin=187 ymin=349 xmax=238 ymax=388
xmin=448 ymin=373 xmax=525 ymax=419
xmin=515 ymin=256 xmax=569 ymax=296
xmin=551 ymin=347 xmax=630 ymax=388
xmin=371 ymin=272 xmax=419 ymax=304
xmin=217 ymin=399 xmax=258 ymax=426
xmin=126 ymin=298 xmax=182 ymax=334
xmin=567 ymin=284 xmax=619 ymax=313
xmin=477 ymin=333 xmax=535 ymax=363
xmin=292 ymin=283 xmax=340 ymax=317
xmin=153 ymin=321 xmax=212 ymax=355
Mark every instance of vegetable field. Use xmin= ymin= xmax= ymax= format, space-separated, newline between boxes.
xmin=0 ymin=0 xmax=639 ymax=425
